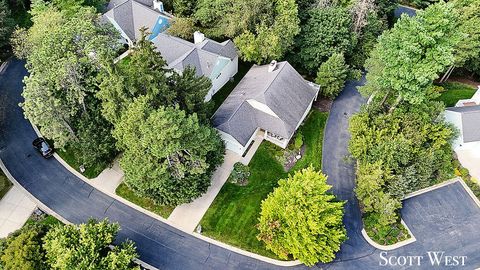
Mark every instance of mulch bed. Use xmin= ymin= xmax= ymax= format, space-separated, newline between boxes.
xmin=283 ymin=144 xmax=306 ymax=171
xmin=313 ymin=97 xmax=333 ymax=112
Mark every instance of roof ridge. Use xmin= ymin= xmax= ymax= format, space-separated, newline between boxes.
xmin=257 ymin=61 xmax=287 ymax=100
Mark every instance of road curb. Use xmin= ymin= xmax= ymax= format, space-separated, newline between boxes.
xmin=361 ymin=219 xmax=416 ymax=251
xmin=28 ymin=123 xmax=303 ymax=267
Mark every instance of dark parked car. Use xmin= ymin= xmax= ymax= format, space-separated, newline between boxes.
xmin=32 ymin=137 xmax=53 ymax=158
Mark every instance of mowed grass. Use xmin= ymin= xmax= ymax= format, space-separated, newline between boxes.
xmin=0 ymin=169 xmax=12 ymax=200
xmin=436 ymin=82 xmax=477 ymax=107
xmin=116 ymin=183 xmax=175 ymax=219
xmin=56 ymin=145 xmax=107 ymax=179
xmin=200 ymin=111 xmax=328 ymax=258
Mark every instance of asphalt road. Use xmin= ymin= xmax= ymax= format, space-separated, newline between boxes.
xmin=1 ymin=60 xmax=480 ymax=270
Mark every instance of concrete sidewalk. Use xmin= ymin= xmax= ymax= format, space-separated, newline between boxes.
xmin=456 ymin=149 xmax=480 ymax=181
xmin=0 ymin=186 xmax=36 ymax=238
xmin=90 ymin=159 xmax=124 ymax=195
xmin=167 ymin=150 xmax=242 ymax=232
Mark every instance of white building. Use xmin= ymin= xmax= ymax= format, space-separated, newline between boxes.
xmin=212 ymin=61 xmax=319 ymax=156
xmin=151 ymin=32 xmax=238 ymax=102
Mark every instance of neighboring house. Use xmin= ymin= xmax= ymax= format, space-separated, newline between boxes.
xmin=212 ymin=61 xmax=320 ymax=156
xmin=103 ymin=0 xmax=172 ymax=46
xmin=444 ymin=104 xmax=480 ymax=155
xmin=151 ymin=31 xmax=238 ymax=101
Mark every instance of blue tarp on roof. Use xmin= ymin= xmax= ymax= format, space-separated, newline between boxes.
xmin=149 ymin=16 xmax=170 ymax=40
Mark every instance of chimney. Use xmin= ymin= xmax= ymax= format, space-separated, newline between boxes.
xmin=153 ymin=0 xmax=164 ymax=12
xmin=194 ymin=31 xmax=205 ymax=44
xmin=268 ymin=60 xmax=277 ymax=72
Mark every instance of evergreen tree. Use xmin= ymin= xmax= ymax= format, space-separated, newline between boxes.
xmin=0 ymin=0 xmax=14 ymax=49
xmin=113 ymin=97 xmax=224 ymax=205
xmin=315 ymin=53 xmax=349 ymax=98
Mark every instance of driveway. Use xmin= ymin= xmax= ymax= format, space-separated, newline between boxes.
xmin=2 ymin=60 xmax=480 ymax=269
xmin=456 ymin=149 xmax=480 ymax=181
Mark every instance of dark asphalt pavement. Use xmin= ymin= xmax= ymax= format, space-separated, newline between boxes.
xmin=1 ymin=60 xmax=480 ymax=270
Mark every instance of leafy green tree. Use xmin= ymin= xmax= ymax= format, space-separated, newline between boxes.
xmin=113 ymin=97 xmax=224 ymax=205
xmin=439 ymin=0 xmax=480 ymax=81
xmin=349 ymin=103 xmax=455 ymax=197
xmin=0 ymin=224 xmax=49 ymax=270
xmin=234 ymin=0 xmax=300 ymax=64
xmin=167 ymin=17 xmax=196 ymax=39
xmin=361 ymin=2 xmax=459 ymax=107
xmin=173 ymin=0 xmax=196 ymax=16
xmin=13 ymin=5 xmax=120 ymax=148
xmin=43 ymin=219 xmax=139 ymax=270
xmin=257 ymin=167 xmax=346 ymax=266
xmin=296 ymin=7 xmax=356 ymax=73
xmin=194 ymin=0 xmax=274 ymax=38
xmin=70 ymin=98 xmax=118 ymax=169
xmin=98 ymin=31 xmax=213 ymax=124
xmin=355 ymin=161 xmax=401 ymax=226
xmin=350 ymin=11 xmax=387 ymax=68
xmin=0 ymin=0 xmax=14 ymax=49
xmin=315 ymin=53 xmax=349 ymax=98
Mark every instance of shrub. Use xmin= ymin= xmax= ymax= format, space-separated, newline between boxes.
xmin=228 ymin=163 xmax=250 ymax=185
xmin=294 ymin=132 xmax=303 ymax=150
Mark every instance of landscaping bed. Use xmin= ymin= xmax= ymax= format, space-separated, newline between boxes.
xmin=363 ymin=213 xmax=410 ymax=246
xmin=199 ymin=111 xmax=328 ymax=258
xmin=435 ymin=82 xmax=476 ymax=107
xmin=116 ymin=183 xmax=174 ymax=219
xmin=0 ymin=169 xmax=12 ymax=200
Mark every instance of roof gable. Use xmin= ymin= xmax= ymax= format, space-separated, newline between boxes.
xmin=213 ymin=61 xmax=319 ymax=146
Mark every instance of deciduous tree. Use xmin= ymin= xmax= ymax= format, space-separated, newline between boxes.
xmin=296 ymin=7 xmax=356 ymax=73
xmin=361 ymin=2 xmax=459 ymax=106
xmin=13 ymin=5 xmax=120 ymax=147
xmin=234 ymin=0 xmax=300 ymax=64
xmin=43 ymin=219 xmax=139 ymax=270
xmin=257 ymin=167 xmax=346 ymax=266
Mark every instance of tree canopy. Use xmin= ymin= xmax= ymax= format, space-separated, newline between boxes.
xmin=361 ymin=2 xmax=459 ymax=106
xmin=315 ymin=52 xmax=349 ymax=98
xmin=257 ymin=167 xmax=346 ymax=266
xmin=43 ymin=219 xmax=139 ymax=270
xmin=296 ymin=6 xmax=356 ymax=73
xmin=113 ymin=97 xmax=224 ymax=205
xmin=0 ymin=0 xmax=14 ymax=49
xmin=97 ymin=30 xmax=213 ymax=124
xmin=13 ymin=5 xmax=120 ymax=148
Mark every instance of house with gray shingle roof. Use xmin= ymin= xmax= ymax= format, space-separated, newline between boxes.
xmin=103 ymin=0 xmax=172 ymax=46
xmin=212 ymin=61 xmax=319 ymax=155
xmin=151 ymin=32 xmax=238 ymax=101
xmin=445 ymin=104 xmax=480 ymax=153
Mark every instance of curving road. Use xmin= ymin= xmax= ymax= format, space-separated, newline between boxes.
xmin=1 ymin=60 xmax=480 ymax=269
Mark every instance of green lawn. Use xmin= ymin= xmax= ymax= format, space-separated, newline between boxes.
xmin=116 ymin=183 xmax=175 ymax=219
xmin=56 ymin=145 xmax=107 ymax=179
xmin=435 ymin=82 xmax=477 ymax=107
xmin=0 ymin=169 xmax=12 ymax=200
xmin=212 ymin=62 xmax=252 ymax=112
xmin=200 ymin=111 xmax=328 ymax=258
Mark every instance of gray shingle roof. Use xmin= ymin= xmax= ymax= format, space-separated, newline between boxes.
xmin=104 ymin=0 xmax=170 ymax=41
xmin=446 ymin=105 xmax=480 ymax=143
xmin=212 ymin=61 xmax=320 ymax=146
xmin=151 ymin=33 xmax=237 ymax=78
